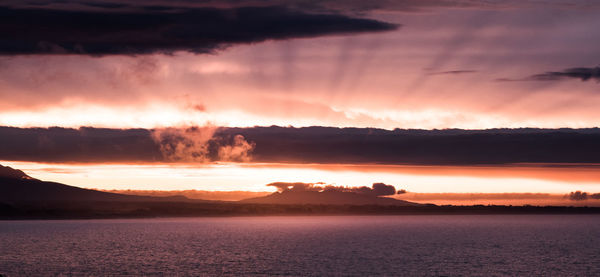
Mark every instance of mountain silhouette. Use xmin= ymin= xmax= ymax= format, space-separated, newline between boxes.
xmin=0 ymin=164 xmax=189 ymax=203
xmin=241 ymin=190 xmax=422 ymax=206
xmin=0 ymin=164 xmax=32 ymax=180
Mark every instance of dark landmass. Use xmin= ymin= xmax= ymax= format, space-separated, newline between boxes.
xmin=3 ymin=201 xmax=600 ymax=220
xmin=241 ymin=191 xmax=420 ymax=206
xmin=2 ymin=126 xmax=600 ymax=165
xmin=1 ymin=164 xmax=600 ymax=219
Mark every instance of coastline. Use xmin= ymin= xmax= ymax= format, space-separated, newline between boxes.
xmin=2 ymin=202 xmax=600 ymax=220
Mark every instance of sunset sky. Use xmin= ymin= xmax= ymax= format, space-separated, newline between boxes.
xmin=1 ymin=0 xmax=600 ymax=204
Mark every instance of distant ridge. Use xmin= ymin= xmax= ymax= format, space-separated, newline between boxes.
xmin=241 ymin=190 xmax=423 ymax=206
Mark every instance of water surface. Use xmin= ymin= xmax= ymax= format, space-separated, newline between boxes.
xmin=1 ymin=215 xmax=599 ymax=276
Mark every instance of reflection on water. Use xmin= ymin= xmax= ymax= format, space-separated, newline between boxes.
xmin=1 ymin=215 xmax=599 ymax=276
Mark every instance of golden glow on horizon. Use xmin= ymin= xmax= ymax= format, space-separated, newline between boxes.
xmin=3 ymin=161 xmax=599 ymax=194
xmin=1 ymin=103 xmax=599 ymax=130
xmin=0 ymin=104 xmax=362 ymax=129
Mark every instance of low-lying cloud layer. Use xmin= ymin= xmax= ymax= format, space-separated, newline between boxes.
xmin=268 ymin=182 xmax=398 ymax=196
xmin=0 ymin=5 xmax=396 ymax=55
xmin=1 ymin=126 xmax=600 ymax=164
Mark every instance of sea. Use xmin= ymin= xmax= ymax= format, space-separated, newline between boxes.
xmin=1 ymin=215 xmax=599 ymax=276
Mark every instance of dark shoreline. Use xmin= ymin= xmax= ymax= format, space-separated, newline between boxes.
xmin=2 ymin=201 xmax=599 ymax=220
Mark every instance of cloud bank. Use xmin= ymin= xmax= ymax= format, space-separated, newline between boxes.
xmin=2 ymin=126 xmax=600 ymax=164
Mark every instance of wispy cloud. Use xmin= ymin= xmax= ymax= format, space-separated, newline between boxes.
xmin=497 ymin=66 xmax=600 ymax=82
xmin=427 ymin=70 xmax=477 ymax=76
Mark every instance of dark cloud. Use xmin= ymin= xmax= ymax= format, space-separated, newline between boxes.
xmin=6 ymin=0 xmax=596 ymax=13
xmin=267 ymin=182 xmax=323 ymax=192
xmin=569 ymin=191 xmax=588 ymax=201
xmin=498 ymin=66 xmax=600 ymax=82
xmin=2 ymin=126 xmax=600 ymax=164
xmin=427 ymin=70 xmax=477 ymax=75
xmin=568 ymin=191 xmax=600 ymax=201
xmin=370 ymin=183 xmax=396 ymax=196
xmin=267 ymin=182 xmax=397 ymax=196
xmin=0 ymin=5 xmax=397 ymax=55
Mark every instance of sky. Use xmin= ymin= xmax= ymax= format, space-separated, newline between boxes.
xmin=1 ymin=0 xmax=600 ymax=201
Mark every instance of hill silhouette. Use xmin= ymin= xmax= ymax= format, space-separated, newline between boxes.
xmin=241 ymin=190 xmax=422 ymax=206
xmin=241 ymin=182 xmax=422 ymax=206
xmin=0 ymin=164 xmax=189 ymax=204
